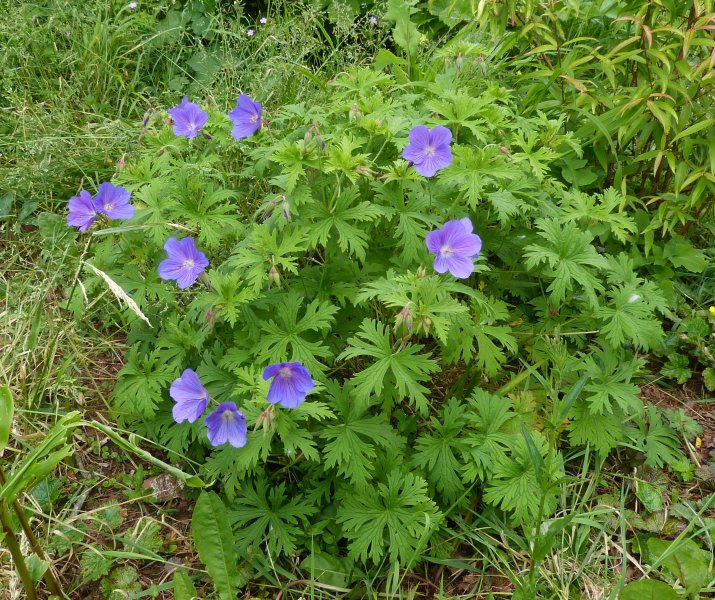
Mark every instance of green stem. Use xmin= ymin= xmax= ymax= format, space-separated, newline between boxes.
xmin=65 ymin=234 xmax=94 ymax=311
xmin=0 ymin=501 xmax=38 ymax=600
xmin=0 ymin=466 xmax=66 ymax=598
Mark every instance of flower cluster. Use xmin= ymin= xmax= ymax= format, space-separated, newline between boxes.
xmin=170 ymin=362 xmax=314 ymax=448
xmin=66 ymin=93 xmax=484 ymax=454
xmin=166 ymin=94 xmax=262 ymax=141
xmin=66 ymin=182 xmax=134 ymax=232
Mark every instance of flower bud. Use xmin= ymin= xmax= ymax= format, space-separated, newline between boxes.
xmin=395 ymin=305 xmax=414 ymax=333
xmin=355 ymin=165 xmax=373 ymax=178
xmin=281 ymin=196 xmax=291 ymax=221
xmin=416 ymin=266 xmax=427 ymax=279
xmin=456 ymin=52 xmax=464 ymax=70
xmin=417 ymin=316 xmax=432 ymax=335
xmin=268 ymin=266 xmax=280 ymax=287
xmin=257 ymin=406 xmax=275 ymax=431
xmin=303 ymin=129 xmax=313 ymax=146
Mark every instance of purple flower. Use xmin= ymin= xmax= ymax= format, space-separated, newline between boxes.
xmin=205 ymin=402 xmax=247 ymax=448
xmin=158 ymin=236 xmax=209 ymax=289
xmin=128 ymin=1 xmax=137 ymax=8
xmin=260 ymin=17 xmax=267 ymax=24
xmin=167 ymin=96 xmax=208 ymax=139
xmin=263 ymin=362 xmax=314 ymax=409
xmin=369 ymin=16 xmax=378 ymax=25
xmin=402 ymin=125 xmax=453 ymax=177
xmin=93 ymin=182 xmax=134 ymax=220
xmin=426 ymin=217 xmax=482 ymax=279
xmin=247 ymin=28 xmax=254 ymax=37
xmin=170 ymin=369 xmax=209 ymax=423
xmin=228 ymin=95 xmax=262 ymax=140
xmin=67 ymin=190 xmax=97 ymax=232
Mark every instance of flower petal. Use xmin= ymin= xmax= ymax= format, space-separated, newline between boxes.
xmin=425 ymin=229 xmax=445 ymax=253
xmin=263 ymin=363 xmax=283 ymax=380
xmin=158 ymin=258 xmax=184 ymax=281
xmin=445 ymin=255 xmax=474 ymax=279
xmin=170 ymin=369 xmax=206 ymax=402
xmin=104 ymin=203 xmax=134 ymax=220
xmin=414 ymin=157 xmax=441 ymax=177
xmin=402 ymin=143 xmax=425 ymax=164
xmin=231 ymin=121 xmax=261 ymax=140
xmin=429 ymin=125 xmax=452 ymax=148
xmin=429 ymin=145 xmax=453 ymax=170
xmin=408 ymin=125 xmax=431 ymax=147
xmin=433 ymin=253 xmax=450 ymax=274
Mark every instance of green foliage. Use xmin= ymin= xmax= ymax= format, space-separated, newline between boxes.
xmin=0 ymin=385 xmax=12 ymax=452
xmin=629 ymin=407 xmax=685 ymax=468
xmin=337 ymin=319 xmax=438 ymax=414
xmin=229 ymin=478 xmax=317 ymax=557
xmin=192 ymin=491 xmax=243 ymax=600
xmin=647 ymin=537 xmax=711 ymax=597
xmin=620 ymin=579 xmax=679 ymax=600
xmin=322 ymin=381 xmax=400 ymax=486
xmin=336 ymin=470 xmax=442 ymax=564
xmin=77 ymin=35 xmax=702 ymax=575
xmin=6 ymin=0 xmax=711 ymax=594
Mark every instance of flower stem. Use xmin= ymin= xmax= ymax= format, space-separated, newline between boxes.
xmin=65 ymin=234 xmax=94 ymax=311
xmin=0 ymin=501 xmax=38 ymax=600
xmin=0 ymin=466 xmax=66 ymax=598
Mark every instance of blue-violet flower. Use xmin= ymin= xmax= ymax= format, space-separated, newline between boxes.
xmin=93 ymin=182 xmax=134 ymax=220
xmin=228 ymin=95 xmax=262 ymax=140
xmin=158 ymin=236 xmax=209 ymax=289
xmin=426 ymin=217 xmax=482 ymax=279
xmin=67 ymin=190 xmax=97 ymax=232
xmin=402 ymin=125 xmax=452 ymax=177
xmin=167 ymin=96 xmax=208 ymax=139
xmin=263 ymin=361 xmax=314 ymax=409
xmin=170 ymin=369 xmax=209 ymax=423
xmin=205 ymin=402 xmax=247 ymax=448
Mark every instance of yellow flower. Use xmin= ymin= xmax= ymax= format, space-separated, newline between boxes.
xmin=419 ymin=34 xmax=427 ymax=45
xmin=710 ymin=306 xmax=715 ymax=316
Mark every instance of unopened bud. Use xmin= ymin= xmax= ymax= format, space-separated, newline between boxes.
xmin=268 ymin=266 xmax=280 ymax=287
xmin=281 ymin=196 xmax=291 ymax=221
xmin=416 ymin=266 xmax=427 ymax=279
xmin=117 ymin=154 xmax=126 ymax=169
xmin=349 ymin=104 xmax=361 ymax=121
xmin=256 ymin=406 xmax=275 ymax=431
xmin=417 ymin=316 xmax=432 ymax=335
xmin=395 ymin=305 xmax=414 ymax=333
xmin=355 ymin=165 xmax=373 ymax=178
xmin=205 ymin=308 xmax=216 ymax=323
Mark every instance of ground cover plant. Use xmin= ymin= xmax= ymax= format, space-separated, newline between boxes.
xmin=1 ymin=0 xmax=714 ymax=598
